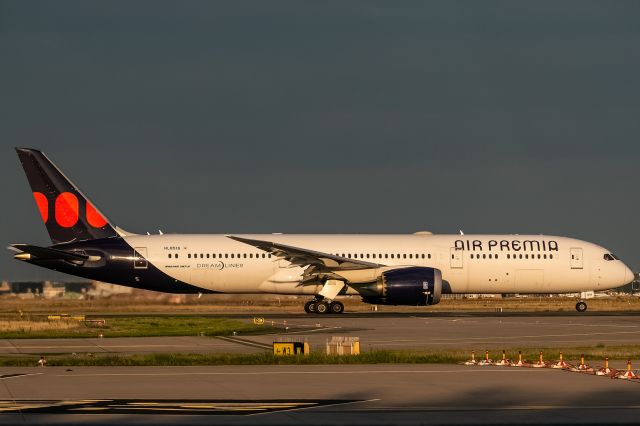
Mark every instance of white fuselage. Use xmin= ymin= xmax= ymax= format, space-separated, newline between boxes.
xmin=121 ymin=234 xmax=633 ymax=295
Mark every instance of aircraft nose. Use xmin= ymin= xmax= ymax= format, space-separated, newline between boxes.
xmin=623 ymin=264 xmax=635 ymax=285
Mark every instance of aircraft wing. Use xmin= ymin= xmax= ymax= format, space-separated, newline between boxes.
xmin=227 ymin=236 xmax=381 ymax=282
xmin=9 ymin=244 xmax=90 ymax=262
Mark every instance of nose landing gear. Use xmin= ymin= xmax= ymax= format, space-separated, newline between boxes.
xmin=575 ymin=301 xmax=588 ymax=312
xmin=303 ymin=298 xmax=344 ymax=314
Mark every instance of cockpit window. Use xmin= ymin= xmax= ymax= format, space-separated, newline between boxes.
xmin=604 ymin=253 xmax=615 ymax=261
xmin=611 ymin=253 xmax=620 ymax=260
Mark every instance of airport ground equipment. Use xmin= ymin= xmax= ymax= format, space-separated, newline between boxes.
xmin=326 ymin=336 xmax=359 ymax=355
xmin=273 ymin=337 xmax=310 ymax=356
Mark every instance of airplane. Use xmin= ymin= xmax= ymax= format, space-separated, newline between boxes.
xmin=9 ymin=148 xmax=634 ymax=314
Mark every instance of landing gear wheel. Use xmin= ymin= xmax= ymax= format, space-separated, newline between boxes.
xmin=329 ymin=301 xmax=344 ymax=314
xmin=576 ymin=301 xmax=587 ymax=312
xmin=304 ymin=301 xmax=316 ymax=314
xmin=315 ymin=301 xmax=330 ymax=314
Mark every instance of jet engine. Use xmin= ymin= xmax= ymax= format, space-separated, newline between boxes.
xmin=361 ymin=266 xmax=442 ymax=306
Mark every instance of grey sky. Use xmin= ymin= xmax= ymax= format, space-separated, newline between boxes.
xmin=1 ymin=1 xmax=639 ymax=281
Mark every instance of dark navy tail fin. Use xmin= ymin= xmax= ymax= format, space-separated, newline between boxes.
xmin=15 ymin=148 xmax=119 ymax=244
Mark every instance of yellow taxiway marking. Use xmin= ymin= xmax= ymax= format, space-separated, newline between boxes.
xmin=70 ymin=407 xmax=110 ymax=411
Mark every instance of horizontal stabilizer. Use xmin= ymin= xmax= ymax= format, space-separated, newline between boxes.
xmin=10 ymin=244 xmax=90 ymax=262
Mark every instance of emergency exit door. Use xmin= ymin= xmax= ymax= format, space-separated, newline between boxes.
xmin=570 ymin=247 xmax=583 ymax=269
xmin=134 ymin=247 xmax=148 ymax=269
xmin=450 ymin=247 xmax=463 ymax=269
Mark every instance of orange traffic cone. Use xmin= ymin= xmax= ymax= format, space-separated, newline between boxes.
xmin=615 ymin=360 xmax=637 ymax=380
xmin=464 ymin=351 xmax=477 ymax=365
xmin=532 ymin=351 xmax=548 ymax=368
xmin=552 ymin=352 xmax=569 ymax=369
xmin=596 ymin=357 xmax=616 ymax=377
xmin=495 ymin=350 xmax=510 ymax=366
xmin=570 ymin=353 xmax=594 ymax=373
xmin=477 ymin=350 xmax=493 ymax=366
xmin=510 ymin=350 xmax=528 ymax=367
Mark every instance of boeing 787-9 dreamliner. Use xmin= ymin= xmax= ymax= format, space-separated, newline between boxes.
xmin=9 ymin=148 xmax=634 ymax=313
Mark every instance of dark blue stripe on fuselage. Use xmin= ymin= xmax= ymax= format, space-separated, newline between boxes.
xmin=26 ymin=237 xmax=216 ymax=294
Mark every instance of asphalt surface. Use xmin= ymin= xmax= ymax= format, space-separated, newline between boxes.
xmin=1 ymin=364 xmax=639 ymax=425
xmin=3 ymin=314 xmax=640 ymax=355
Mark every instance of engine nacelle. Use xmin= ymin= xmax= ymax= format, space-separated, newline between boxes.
xmin=362 ymin=266 xmax=442 ymax=306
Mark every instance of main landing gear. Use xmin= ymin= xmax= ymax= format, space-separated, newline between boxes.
xmin=575 ymin=301 xmax=588 ymax=313
xmin=304 ymin=298 xmax=344 ymax=314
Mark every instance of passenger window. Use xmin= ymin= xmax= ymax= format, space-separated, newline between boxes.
xmin=212 ymin=254 xmax=216 ymax=258
xmin=225 ymin=254 xmax=228 ymax=258
xmin=168 ymin=253 xmax=172 ymax=259
xmin=495 ymin=254 xmax=499 ymax=259
xmin=550 ymin=254 xmax=553 ymax=259
xmin=428 ymin=254 xmax=431 ymax=259
xmin=519 ymin=254 xmax=523 ymax=259
xmin=507 ymin=254 xmax=510 ymax=259
xmin=206 ymin=253 xmax=210 ymax=258
xmin=175 ymin=253 xmax=178 ymax=259
xmin=544 ymin=254 xmax=547 ymax=259
xmin=403 ymin=254 xmax=407 ymax=259
xmin=268 ymin=254 xmax=272 ymax=258
xmin=482 ymin=254 xmax=486 ymax=259
xmin=188 ymin=254 xmax=191 ymax=259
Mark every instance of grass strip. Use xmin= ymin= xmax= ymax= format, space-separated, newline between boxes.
xmin=3 ymin=347 xmax=640 ymax=367
xmin=0 ymin=317 xmax=275 ymax=339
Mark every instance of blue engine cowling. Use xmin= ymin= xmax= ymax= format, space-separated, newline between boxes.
xmin=362 ymin=267 xmax=443 ymax=306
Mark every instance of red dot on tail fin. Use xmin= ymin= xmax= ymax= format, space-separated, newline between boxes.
xmin=33 ymin=192 xmax=48 ymax=223
xmin=55 ymin=192 xmax=79 ymax=228
xmin=86 ymin=202 xmax=107 ymax=228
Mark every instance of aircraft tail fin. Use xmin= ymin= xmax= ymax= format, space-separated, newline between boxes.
xmin=15 ymin=148 xmax=119 ymax=244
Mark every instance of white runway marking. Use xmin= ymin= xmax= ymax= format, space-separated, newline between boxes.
xmin=58 ymin=369 xmax=544 ymax=377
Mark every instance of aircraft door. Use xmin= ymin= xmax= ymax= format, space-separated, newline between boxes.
xmin=570 ymin=247 xmax=583 ymax=269
xmin=134 ymin=247 xmax=148 ymax=269
xmin=450 ymin=247 xmax=463 ymax=269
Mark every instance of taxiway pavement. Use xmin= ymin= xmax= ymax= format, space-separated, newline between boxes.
xmin=1 ymin=364 xmax=639 ymax=425
xmin=3 ymin=314 xmax=640 ymax=355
